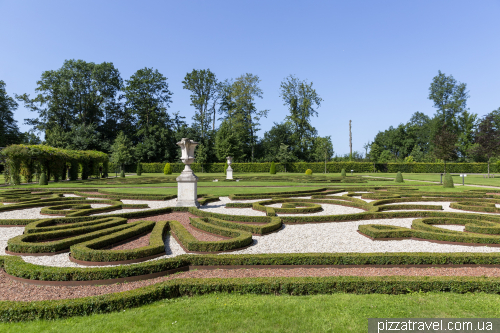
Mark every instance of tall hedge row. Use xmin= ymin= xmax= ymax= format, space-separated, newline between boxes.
xmin=0 ymin=145 xmax=109 ymax=185
xmin=130 ymin=162 xmax=499 ymax=174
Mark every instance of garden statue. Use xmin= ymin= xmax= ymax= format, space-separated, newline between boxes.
xmin=176 ymin=138 xmax=199 ymax=207
xmin=226 ymin=156 xmax=233 ymax=180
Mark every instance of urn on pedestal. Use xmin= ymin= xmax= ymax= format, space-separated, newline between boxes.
xmin=176 ymin=138 xmax=199 ymax=207
xmin=226 ymin=156 xmax=233 ymax=180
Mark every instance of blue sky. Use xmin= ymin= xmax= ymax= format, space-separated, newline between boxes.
xmin=1 ymin=0 xmax=499 ymax=155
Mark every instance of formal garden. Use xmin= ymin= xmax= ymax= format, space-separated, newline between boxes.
xmin=1 ymin=144 xmax=500 ymax=332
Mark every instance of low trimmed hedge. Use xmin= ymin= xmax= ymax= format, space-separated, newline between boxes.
xmin=70 ymin=220 xmax=165 ymax=262
xmin=4 ymin=275 xmax=500 ymax=322
xmin=170 ymin=219 xmax=253 ymax=252
xmin=7 ymin=218 xmax=130 ymax=253
xmin=199 ymin=216 xmax=282 ymax=235
xmin=253 ymin=200 xmax=323 ymax=214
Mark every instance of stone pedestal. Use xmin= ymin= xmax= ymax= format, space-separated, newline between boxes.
xmin=175 ymin=138 xmax=200 ymax=207
xmin=176 ymin=169 xmax=199 ymax=207
xmin=226 ymin=156 xmax=233 ymax=180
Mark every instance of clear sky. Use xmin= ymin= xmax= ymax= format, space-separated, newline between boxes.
xmin=1 ymin=0 xmax=499 ymax=155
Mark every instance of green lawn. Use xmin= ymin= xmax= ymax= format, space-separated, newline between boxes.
xmin=1 ymin=292 xmax=498 ymax=333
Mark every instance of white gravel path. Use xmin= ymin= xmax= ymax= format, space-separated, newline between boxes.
xmin=0 ymin=227 xmax=24 ymax=255
xmin=435 ymin=225 xmax=466 ymax=232
xmin=93 ymin=199 xmax=177 ymax=215
xmin=384 ymin=201 xmax=500 ymax=214
xmin=224 ymin=218 xmax=500 ymax=255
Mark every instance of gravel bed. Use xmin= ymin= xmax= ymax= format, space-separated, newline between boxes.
xmin=3 ymin=266 xmax=500 ymax=301
xmin=110 ymin=232 xmax=151 ymax=250
xmin=129 ymin=212 xmax=224 ymax=242
xmin=434 ymin=225 xmax=466 ymax=232
xmin=0 ymin=227 xmax=24 ymax=255
xmin=20 ymin=234 xmax=186 ymax=268
xmin=0 ymin=207 xmax=50 ymax=220
xmin=63 ymin=194 xmax=81 ymax=198
xmin=384 ymin=201 xmax=500 ymax=214
xmin=223 ymin=219 xmax=500 ymax=254
xmin=93 ymin=199 xmax=177 ymax=215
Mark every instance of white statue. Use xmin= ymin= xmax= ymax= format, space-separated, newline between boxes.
xmin=226 ymin=156 xmax=233 ymax=180
xmin=176 ymin=138 xmax=199 ymax=207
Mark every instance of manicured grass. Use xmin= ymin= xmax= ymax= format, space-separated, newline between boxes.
xmin=1 ymin=292 xmax=498 ymax=332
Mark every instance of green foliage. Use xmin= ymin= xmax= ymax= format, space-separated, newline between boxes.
xmin=38 ymin=172 xmax=48 ymax=185
xmin=305 ymin=169 xmax=313 ymax=175
xmin=395 ymin=171 xmax=404 ymax=183
xmin=443 ymin=173 xmax=454 ymax=188
xmin=110 ymin=131 xmax=134 ymax=172
xmin=182 ymin=69 xmax=219 ymax=139
xmin=270 ymin=161 xmax=276 ymax=174
xmin=136 ymin=162 xmax=142 ymax=176
xmin=224 ymin=160 xmax=228 ymax=175
xmin=341 ymin=168 xmax=346 ymax=177
xmin=0 ymin=80 xmax=22 ymax=147
xmin=163 ymin=163 xmax=172 ymax=175
xmin=120 ymin=169 xmax=125 ymax=178
xmin=280 ymin=75 xmax=322 ymax=160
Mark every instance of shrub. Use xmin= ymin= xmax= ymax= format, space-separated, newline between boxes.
xmin=120 ymin=169 xmax=125 ymax=178
xmin=341 ymin=169 xmax=346 ymax=177
xmin=305 ymin=169 xmax=313 ymax=175
xmin=270 ymin=162 xmax=276 ymax=174
xmin=38 ymin=172 xmax=48 ymax=185
xmin=395 ymin=171 xmax=404 ymax=183
xmin=224 ymin=160 xmax=228 ymax=175
xmin=163 ymin=163 xmax=172 ymax=175
xmin=136 ymin=163 xmax=142 ymax=176
xmin=443 ymin=173 xmax=454 ymax=188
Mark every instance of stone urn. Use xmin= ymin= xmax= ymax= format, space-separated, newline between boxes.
xmin=176 ymin=138 xmax=199 ymax=207
xmin=226 ymin=156 xmax=233 ymax=180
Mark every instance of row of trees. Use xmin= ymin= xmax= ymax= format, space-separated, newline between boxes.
xmin=1 ymin=60 xmax=333 ymax=167
xmin=369 ymin=71 xmax=500 ymax=173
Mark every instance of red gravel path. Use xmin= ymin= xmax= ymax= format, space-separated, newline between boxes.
xmin=110 ymin=233 xmax=151 ymax=250
xmin=128 ymin=212 xmax=224 ymax=242
xmin=2 ymin=266 xmax=500 ymax=301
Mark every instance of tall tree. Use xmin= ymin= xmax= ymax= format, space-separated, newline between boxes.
xmin=432 ymin=124 xmax=458 ymax=173
xmin=182 ymin=69 xmax=220 ymax=137
xmin=110 ymin=131 xmax=135 ymax=174
xmin=17 ymin=59 xmax=123 ymax=147
xmin=428 ymin=70 xmax=469 ymax=132
xmin=456 ymin=110 xmax=478 ymax=160
xmin=123 ymin=68 xmax=175 ymax=162
xmin=468 ymin=114 xmax=500 ymax=177
xmin=279 ymin=75 xmax=322 ymax=160
xmin=0 ymin=80 xmax=21 ymax=147
xmin=219 ymin=74 xmax=268 ymax=162
xmin=260 ymin=122 xmax=296 ymax=162
xmin=312 ymin=136 xmax=334 ymax=173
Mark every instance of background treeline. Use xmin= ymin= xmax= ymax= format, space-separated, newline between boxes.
xmin=369 ymin=71 xmax=500 ymax=173
xmin=1 ymin=60 xmax=333 ymax=169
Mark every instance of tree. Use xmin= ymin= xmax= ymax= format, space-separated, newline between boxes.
xmin=110 ymin=131 xmax=134 ymax=176
xmin=432 ymin=124 xmax=458 ymax=173
xmin=0 ymin=80 xmax=22 ymax=147
xmin=215 ymin=120 xmax=241 ymax=161
xmin=456 ymin=110 xmax=477 ymax=160
xmin=428 ymin=71 xmax=469 ymax=132
xmin=280 ymin=75 xmax=322 ymax=160
xmin=276 ymin=143 xmax=296 ymax=172
xmin=260 ymin=122 xmax=296 ymax=162
xmin=468 ymin=114 xmax=500 ymax=177
xmin=123 ymin=68 xmax=176 ymax=162
xmin=218 ymin=74 xmax=268 ymax=162
xmin=182 ymin=69 xmax=220 ymax=137
xmin=312 ymin=136 xmax=334 ymax=173
xmin=17 ymin=59 xmax=123 ymax=146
